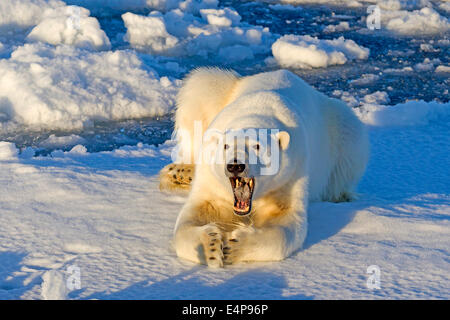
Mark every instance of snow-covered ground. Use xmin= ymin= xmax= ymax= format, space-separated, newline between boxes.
xmin=0 ymin=101 xmax=448 ymax=299
xmin=0 ymin=0 xmax=449 ymax=299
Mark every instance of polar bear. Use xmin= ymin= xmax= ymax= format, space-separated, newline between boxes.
xmin=160 ymin=68 xmax=369 ymax=267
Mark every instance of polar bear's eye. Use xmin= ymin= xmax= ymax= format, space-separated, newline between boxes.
xmin=253 ymin=144 xmax=260 ymax=151
xmin=224 ymin=144 xmax=230 ymax=150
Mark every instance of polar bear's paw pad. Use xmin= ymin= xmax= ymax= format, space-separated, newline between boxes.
xmin=201 ymin=225 xmax=224 ymax=268
xmin=159 ymin=163 xmax=194 ymax=192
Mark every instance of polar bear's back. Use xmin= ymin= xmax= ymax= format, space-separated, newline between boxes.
xmin=230 ymin=69 xmax=323 ymax=107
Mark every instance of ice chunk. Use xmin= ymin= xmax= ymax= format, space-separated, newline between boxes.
xmin=363 ymin=91 xmax=390 ymax=105
xmin=323 ymin=21 xmax=350 ymax=33
xmin=349 ymin=73 xmax=380 ymax=85
xmin=27 ymin=6 xmax=110 ymax=51
xmin=355 ymin=100 xmax=450 ymax=126
xmin=0 ymin=142 xmax=18 ymax=160
xmin=271 ymin=35 xmax=369 ymax=69
xmin=0 ymin=0 xmax=66 ymax=31
xmin=371 ymin=7 xmax=450 ymax=35
xmin=414 ymin=58 xmax=441 ymax=72
xmin=0 ymin=43 xmax=178 ymax=133
xmin=199 ymin=8 xmax=241 ymax=27
xmin=123 ymin=8 xmax=273 ymax=60
xmin=122 ymin=12 xmax=179 ymax=54
xmin=435 ymin=65 xmax=450 ymax=73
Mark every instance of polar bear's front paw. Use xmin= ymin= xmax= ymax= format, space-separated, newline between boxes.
xmin=201 ymin=225 xmax=224 ymax=268
xmin=223 ymin=228 xmax=253 ymax=265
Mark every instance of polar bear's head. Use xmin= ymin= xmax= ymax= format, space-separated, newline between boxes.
xmin=202 ymin=124 xmax=293 ymax=216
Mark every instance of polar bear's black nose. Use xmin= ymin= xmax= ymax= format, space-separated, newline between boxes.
xmin=227 ymin=162 xmax=246 ymax=174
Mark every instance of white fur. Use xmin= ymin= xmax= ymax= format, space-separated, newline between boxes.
xmin=170 ymin=68 xmax=369 ymax=267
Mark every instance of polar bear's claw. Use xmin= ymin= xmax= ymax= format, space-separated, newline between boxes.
xmin=222 ymin=230 xmax=247 ymax=265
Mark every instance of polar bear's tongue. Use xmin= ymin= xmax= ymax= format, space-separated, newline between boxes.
xmin=230 ymin=177 xmax=254 ymax=216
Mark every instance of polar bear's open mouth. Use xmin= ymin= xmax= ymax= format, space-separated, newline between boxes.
xmin=229 ymin=177 xmax=255 ymax=216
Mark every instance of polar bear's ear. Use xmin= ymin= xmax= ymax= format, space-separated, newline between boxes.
xmin=276 ymin=131 xmax=290 ymax=150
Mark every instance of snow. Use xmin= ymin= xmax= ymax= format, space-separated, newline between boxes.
xmin=199 ymin=8 xmax=241 ymax=27
xmin=0 ymin=0 xmax=111 ymax=51
xmin=0 ymin=0 xmax=66 ymax=31
xmin=439 ymin=2 xmax=450 ymax=13
xmin=0 ymin=43 xmax=178 ymax=134
xmin=271 ymin=35 xmax=369 ymax=68
xmin=362 ymin=91 xmax=390 ymax=105
xmin=122 ymin=12 xmax=180 ymax=54
xmin=0 ymin=99 xmax=448 ymax=299
xmin=323 ymin=21 xmax=350 ymax=33
xmin=414 ymin=58 xmax=441 ymax=72
xmin=122 ymin=7 xmax=273 ymax=60
xmin=435 ymin=65 xmax=450 ymax=73
xmin=26 ymin=6 xmax=111 ymax=50
xmin=354 ymin=100 xmax=450 ymax=127
xmin=349 ymin=73 xmax=380 ymax=86
xmin=41 ymin=270 xmax=68 ymax=300
xmin=373 ymin=0 xmax=433 ymax=11
xmin=0 ymin=141 xmax=18 ymax=160
xmin=370 ymin=7 xmax=450 ymax=35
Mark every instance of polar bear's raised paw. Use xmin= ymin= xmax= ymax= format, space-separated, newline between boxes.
xmin=159 ymin=163 xmax=194 ymax=192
